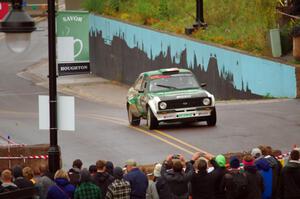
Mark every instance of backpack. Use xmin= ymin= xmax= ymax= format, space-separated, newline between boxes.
xmin=230 ymin=172 xmax=248 ymax=199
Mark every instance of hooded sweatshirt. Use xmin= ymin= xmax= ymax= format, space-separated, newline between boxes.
xmin=255 ymin=158 xmax=272 ymax=199
xmin=244 ymin=165 xmax=264 ymax=199
xmin=280 ymin=160 xmax=300 ymax=199
xmin=92 ymin=171 xmax=114 ymax=196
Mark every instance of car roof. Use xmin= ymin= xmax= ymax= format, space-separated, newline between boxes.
xmin=142 ymin=68 xmax=192 ymax=77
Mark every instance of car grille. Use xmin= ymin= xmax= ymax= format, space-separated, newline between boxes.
xmin=160 ymin=97 xmax=210 ymax=110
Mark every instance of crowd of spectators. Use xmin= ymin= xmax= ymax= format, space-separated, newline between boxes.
xmin=0 ymin=145 xmax=300 ymax=199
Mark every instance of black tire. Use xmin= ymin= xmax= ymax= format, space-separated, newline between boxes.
xmin=127 ymin=106 xmax=140 ymax=126
xmin=147 ymin=107 xmax=158 ymax=130
xmin=207 ymin=108 xmax=217 ymax=126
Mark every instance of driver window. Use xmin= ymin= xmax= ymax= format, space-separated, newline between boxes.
xmin=134 ymin=76 xmax=144 ymax=91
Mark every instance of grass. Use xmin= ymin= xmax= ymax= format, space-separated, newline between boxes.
xmin=83 ymin=0 xmax=282 ymax=56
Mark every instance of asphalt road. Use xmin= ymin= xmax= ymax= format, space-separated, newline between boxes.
xmin=0 ymin=21 xmax=300 ymax=169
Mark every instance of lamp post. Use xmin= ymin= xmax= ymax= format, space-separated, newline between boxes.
xmin=194 ymin=0 xmax=207 ymax=28
xmin=47 ymin=0 xmax=60 ymax=174
xmin=0 ymin=0 xmax=61 ymax=174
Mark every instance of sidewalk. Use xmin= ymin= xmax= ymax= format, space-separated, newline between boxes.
xmin=17 ymin=59 xmax=129 ymax=108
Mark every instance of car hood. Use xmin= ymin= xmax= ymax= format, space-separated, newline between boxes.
xmin=148 ymin=89 xmax=209 ymax=101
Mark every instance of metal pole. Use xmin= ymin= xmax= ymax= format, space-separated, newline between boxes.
xmin=48 ymin=0 xmax=60 ymax=174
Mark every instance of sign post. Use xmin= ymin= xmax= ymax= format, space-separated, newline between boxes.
xmin=56 ymin=11 xmax=90 ymax=76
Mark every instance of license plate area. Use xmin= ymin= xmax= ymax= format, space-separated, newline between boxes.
xmin=177 ymin=113 xmax=193 ymax=118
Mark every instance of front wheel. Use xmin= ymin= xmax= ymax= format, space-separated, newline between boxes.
xmin=127 ymin=106 xmax=140 ymax=126
xmin=207 ymin=108 xmax=217 ymax=126
xmin=147 ymin=107 xmax=158 ymax=130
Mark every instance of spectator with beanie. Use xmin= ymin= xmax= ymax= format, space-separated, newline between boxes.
xmin=124 ymin=159 xmax=148 ymax=199
xmin=211 ymin=154 xmax=227 ymax=199
xmin=190 ymin=158 xmax=214 ymax=199
xmin=280 ymin=149 xmax=300 ymax=199
xmin=161 ymin=154 xmax=194 ymax=199
xmin=243 ymin=155 xmax=264 ymax=199
xmin=74 ymin=168 xmax=102 ymax=199
xmin=69 ymin=159 xmax=83 ymax=187
xmin=92 ymin=160 xmax=114 ymax=196
xmin=106 ymin=166 xmax=131 ymax=199
xmin=221 ymin=156 xmax=248 ymax=199
xmin=0 ymin=169 xmax=18 ymax=193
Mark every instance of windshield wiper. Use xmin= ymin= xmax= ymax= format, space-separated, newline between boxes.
xmin=156 ymin=84 xmax=177 ymax=89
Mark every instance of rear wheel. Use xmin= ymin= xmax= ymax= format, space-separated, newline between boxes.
xmin=207 ymin=108 xmax=217 ymax=126
xmin=127 ymin=106 xmax=140 ymax=126
xmin=147 ymin=107 xmax=158 ymax=130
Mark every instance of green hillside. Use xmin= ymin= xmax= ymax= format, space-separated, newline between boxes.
xmin=83 ymin=0 xmax=287 ymax=56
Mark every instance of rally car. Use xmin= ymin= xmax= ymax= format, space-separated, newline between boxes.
xmin=126 ymin=68 xmax=216 ymax=129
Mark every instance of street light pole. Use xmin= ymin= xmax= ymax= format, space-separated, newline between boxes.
xmin=47 ymin=0 xmax=60 ymax=174
xmin=0 ymin=0 xmax=60 ymax=174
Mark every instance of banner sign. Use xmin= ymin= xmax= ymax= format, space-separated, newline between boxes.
xmin=56 ymin=11 xmax=90 ymax=76
xmin=0 ymin=3 xmax=9 ymax=21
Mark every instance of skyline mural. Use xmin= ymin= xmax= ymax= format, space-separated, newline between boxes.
xmin=89 ymin=15 xmax=297 ymax=99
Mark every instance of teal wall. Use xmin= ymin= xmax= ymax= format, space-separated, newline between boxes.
xmin=90 ymin=15 xmax=297 ymax=98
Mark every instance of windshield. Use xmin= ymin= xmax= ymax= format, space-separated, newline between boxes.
xmin=148 ymin=73 xmax=200 ymax=92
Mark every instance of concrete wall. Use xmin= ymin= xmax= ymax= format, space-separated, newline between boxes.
xmin=89 ymin=15 xmax=298 ymax=100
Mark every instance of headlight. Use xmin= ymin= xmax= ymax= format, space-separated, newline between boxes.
xmin=159 ymin=102 xmax=167 ymax=109
xmin=203 ymin=98 xmax=211 ymax=106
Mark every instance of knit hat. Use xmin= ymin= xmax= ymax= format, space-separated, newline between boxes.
xmin=113 ymin=167 xmax=124 ymax=180
xmin=251 ymin=148 xmax=262 ymax=159
xmin=12 ymin=165 xmax=23 ymax=178
xmin=106 ymin=161 xmax=114 ymax=176
xmin=153 ymin=163 xmax=162 ymax=177
xmin=215 ymin=155 xmax=226 ymax=167
xmin=229 ymin=156 xmax=240 ymax=169
xmin=243 ymin=158 xmax=254 ymax=167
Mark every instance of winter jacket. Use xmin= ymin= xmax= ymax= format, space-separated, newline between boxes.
xmin=124 ymin=168 xmax=148 ymax=199
xmin=155 ymin=176 xmax=172 ymax=199
xmin=243 ymin=165 xmax=264 ymax=199
xmin=256 ymin=157 xmax=272 ymax=199
xmin=190 ymin=170 xmax=214 ymax=199
xmin=68 ymin=168 xmax=81 ymax=187
xmin=210 ymin=167 xmax=227 ymax=199
xmin=161 ymin=162 xmax=194 ymax=199
xmin=13 ymin=176 xmax=34 ymax=189
xmin=280 ymin=160 xmax=300 ymax=199
xmin=264 ymin=155 xmax=282 ymax=199
xmin=92 ymin=171 xmax=114 ymax=196
xmin=47 ymin=178 xmax=76 ymax=199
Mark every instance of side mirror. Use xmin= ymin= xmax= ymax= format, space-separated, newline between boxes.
xmin=200 ymin=83 xmax=207 ymax=88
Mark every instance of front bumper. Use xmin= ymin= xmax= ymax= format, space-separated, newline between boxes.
xmin=155 ymin=107 xmax=214 ymax=122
